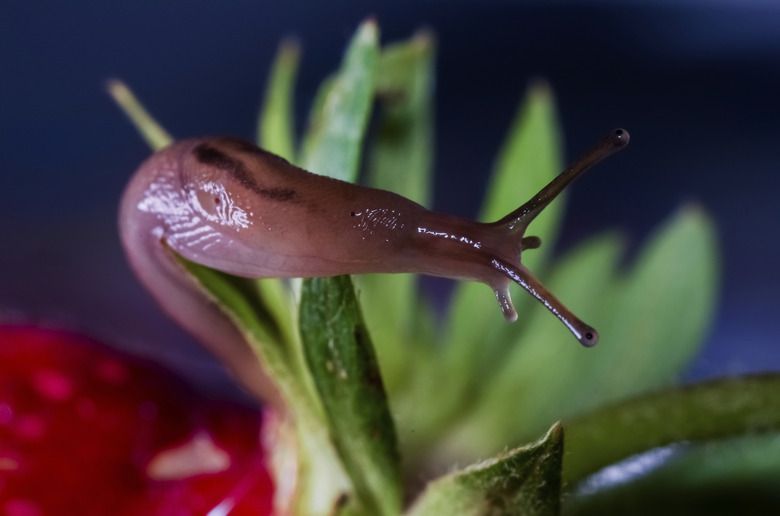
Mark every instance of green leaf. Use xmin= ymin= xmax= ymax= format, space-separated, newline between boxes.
xmin=259 ymin=38 xmax=300 ymax=161
xmin=478 ymin=81 xmax=564 ymax=238
xmin=428 ymin=83 xmax=564 ymax=435
xmin=300 ymin=276 xmax=402 ymax=516
xmin=408 ymin=423 xmax=564 ymax=516
xmin=177 ymin=258 xmax=284 ymax=347
xmin=172 ymin=255 xmax=310 ymax=412
xmin=299 ymin=19 xmax=378 ymax=181
xmin=272 ymin=407 xmax=353 ymax=516
xmin=107 ymin=79 xmax=173 ymax=151
xmin=286 ymin=17 xmax=380 ymax=402
xmin=446 ymin=233 xmax=624 ymax=456
xmin=446 ymin=81 xmax=563 ymax=342
xmin=589 ymin=204 xmax=719 ymax=399
xmin=566 ymin=432 xmax=780 ymax=515
xmin=176 ymin=254 xmax=353 ymax=516
xmin=563 ymin=374 xmax=780 ymax=484
xmin=295 ymin=19 xmax=400 ymax=515
xmin=367 ymin=30 xmax=435 ymax=206
xmin=355 ymin=31 xmax=436 ymax=395
xmin=437 ymin=205 xmax=719 ymax=463
xmin=511 ymin=205 xmax=718 ymax=435
xmin=256 ymin=37 xmax=303 ymax=360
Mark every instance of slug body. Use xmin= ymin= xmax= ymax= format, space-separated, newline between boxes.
xmin=120 ymin=130 xmax=629 ymax=401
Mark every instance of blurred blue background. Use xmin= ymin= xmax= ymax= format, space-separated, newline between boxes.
xmin=1 ymin=1 xmax=778 ymax=396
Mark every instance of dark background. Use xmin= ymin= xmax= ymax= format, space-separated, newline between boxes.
xmin=1 ymin=1 xmax=778 ymax=396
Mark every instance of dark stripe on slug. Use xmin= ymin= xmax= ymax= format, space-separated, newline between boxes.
xmin=194 ymin=144 xmax=246 ymax=176
xmin=258 ymin=187 xmax=296 ymax=201
xmin=223 ymin=138 xmax=294 ymax=169
xmin=194 ymin=143 xmax=298 ymax=202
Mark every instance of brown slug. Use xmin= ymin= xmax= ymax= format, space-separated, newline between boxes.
xmin=119 ymin=129 xmax=628 ymax=402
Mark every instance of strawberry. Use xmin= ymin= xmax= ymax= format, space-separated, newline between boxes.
xmin=0 ymin=325 xmax=274 ymax=516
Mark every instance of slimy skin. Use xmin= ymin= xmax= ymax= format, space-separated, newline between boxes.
xmin=119 ymin=129 xmax=629 ymax=403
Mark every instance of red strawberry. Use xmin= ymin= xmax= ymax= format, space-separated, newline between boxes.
xmin=0 ymin=325 xmax=274 ymax=516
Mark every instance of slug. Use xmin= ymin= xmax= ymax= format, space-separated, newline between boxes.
xmin=119 ymin=129 xmax=628 ymax=402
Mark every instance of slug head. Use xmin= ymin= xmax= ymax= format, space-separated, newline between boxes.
xmin=489 ymin=128 xmax=630 ymax=347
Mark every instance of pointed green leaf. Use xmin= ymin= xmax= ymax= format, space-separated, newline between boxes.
xmin=445 ymin=233 xmax=624 ymax=457
xmin=295 ymin=19 xmax=399 ymax=515
xmin=367 ymin=30 xmax=435 ymax=205
xmin=440 ymin=205 xmax=719 ymax=462
xmin=299 ymin=74 xmax=335 ymax=157
xmin=589 ymin=205 xmax=719 ymax=398
xmin=175 ymin=256 xmax=355 ymax=516
xmin=282 ymin=20 xmax=385 ymax=510
xmin=256 ymin=37 xmax=303 ymax=361
xmin=299 ymin=20 xmax=378 ymax=181
xmin=563 ymin=374 xmax=780 ymax=484
xmin=446 ymin=81 xmax=563 ymax=338
xmin=408 ymin=423 xmax=564 ymax=516
xmin=300 ymin=276 xmax=402 ymax=516
xmin=259 ymin=38 xmax=300 ymax=161
xmin=479 ymin=81 xmax=564 ymax=235
xmin=173 ymin=258 xmax=349 ymax=516
xmin=356 ymin=31 xmax=436 ymax=395
xmin=429 ymin=84 xmax=564 ymax=434
xmin=173 ymin=256 xmax=299 ymax=406
xmin=288 ymin=18 xmax=381 ymax=411
xmin=107 ymin=79 xmax=173 ymax=151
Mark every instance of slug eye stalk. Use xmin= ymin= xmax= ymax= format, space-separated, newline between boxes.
xmin=491 ymin=128 xmax=630 ymax=347
xmin=500 ymin=128 xmax=630 ymax=233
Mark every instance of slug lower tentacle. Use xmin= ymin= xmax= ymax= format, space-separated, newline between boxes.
xmin=120 ymin=129 xmax=628 ymax=400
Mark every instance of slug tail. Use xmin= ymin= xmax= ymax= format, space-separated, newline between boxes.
xmin=490 ymin=258 xmax=598 ymax=347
